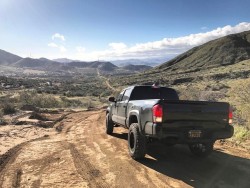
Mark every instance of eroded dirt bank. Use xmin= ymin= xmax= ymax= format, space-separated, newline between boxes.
xmin=0 ymin=110 xmax=250 ymax=188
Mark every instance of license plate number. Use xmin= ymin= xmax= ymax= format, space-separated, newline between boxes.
xmin=188 ymin=130 xmax=202 ymax=138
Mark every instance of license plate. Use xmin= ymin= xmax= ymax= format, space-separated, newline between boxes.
xmin=188 ymin=130 xmax=202 ymax=138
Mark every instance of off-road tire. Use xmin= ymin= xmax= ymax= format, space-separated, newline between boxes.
xmin=189 ymin=142 xmax=214 ymax=157
xmin=106 ymin=113 xmax=114 ymax=134
xmin=128 ymin=123 xmax=146 ymax=159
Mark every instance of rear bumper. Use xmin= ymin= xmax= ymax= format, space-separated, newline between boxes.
xmin=144 ymin=122 xmax=234 ymax=143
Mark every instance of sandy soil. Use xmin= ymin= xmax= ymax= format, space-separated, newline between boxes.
xmin=0 ymin=110 xmax=250 ymax=188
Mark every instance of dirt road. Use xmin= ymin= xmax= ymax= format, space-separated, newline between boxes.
xmin=96 ymin=69 xmax=117 ymax=92
xmin=0 ymin=110 xmax=250 ymax=188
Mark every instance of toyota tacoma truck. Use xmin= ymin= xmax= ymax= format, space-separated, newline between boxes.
xmin=106 ymin=85 xmax=234 ymax=159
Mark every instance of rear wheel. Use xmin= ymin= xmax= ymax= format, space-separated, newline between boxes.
xmin=128 ymin=123 xmax=146 ymax=159
xmin=189 ymin=142 xmax=214 ymax=157
xmin=106 ymin=113 xmax=114 ymax=134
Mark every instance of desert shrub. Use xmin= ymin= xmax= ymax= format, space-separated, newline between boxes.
xmin=0 ymin=109 xmax=7 ymax=125
xmin=176 ymin=86 xmax=200 ymax=100
xmin=232 ymin=126 xmax=250 ymax=143
xmin=33 ymin=94 xmax=60 ymax=108
xmin=229 ymin=80 xmax=250 ymax=129
xmin=0 ymin=109 xmax=3 ymax=118
xmin=199 ymin=91 xmax=226 ymax=101
xmin=60 ymin=96 xmax=83 ymax=107
xmin=176 ymin=84 xmax=227 ymax=102
xmin=2 ymin=102 xmax=16 ymax=114
xmin=85 ymin=100 xmax=95 ymax=110
xmin=19 ymin=90 xmax=36 ymax=105
xmin=99 ymin=97 xmax=108 ymax=104
xmin=19 ymin=91 xmax=60 ymax=108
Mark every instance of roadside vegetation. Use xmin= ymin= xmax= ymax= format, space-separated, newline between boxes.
xmin=0 ymin=91 xmax=107 ymax=111
xmin=172 ymin=79 xmax=250 ymax=144
xmin=0 ymin=60 xmax=249 ymax=146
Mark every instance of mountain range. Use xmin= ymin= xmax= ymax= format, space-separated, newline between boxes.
xmin=0 ymin=50 xmax=152 ymax=73
xmin=1 ymin=30 xmax=250 ymax=76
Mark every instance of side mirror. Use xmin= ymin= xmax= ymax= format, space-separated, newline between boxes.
xmin=108 ymin=97 xmax=116 ymax=102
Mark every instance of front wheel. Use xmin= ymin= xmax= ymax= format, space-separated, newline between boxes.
xmin=106 ymin=113 xmax=114 ymax=134
xmin=128 ymin=123 xmax=146 ymax=160
xmin=189 ymin=142 xmax=214 ymax=157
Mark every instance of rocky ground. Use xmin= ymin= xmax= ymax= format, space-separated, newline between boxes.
xmin=0 ymin=110 xmax=250 ymax=188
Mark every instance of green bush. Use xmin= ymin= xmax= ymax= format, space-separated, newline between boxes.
xmin=0 ymin=109 xmax=7 ymax=125
xmin=0 ymin=109 xmax=3 ymax=118
xmin=232 ymin=126 xmax=250 ymax=143
xmin=2 ymin=102 xmax=16 ymax=114
xmin=60 ymin=96 xmax=83 ymax=107
xmin=19 ymin=91 xmax=60 ymax=108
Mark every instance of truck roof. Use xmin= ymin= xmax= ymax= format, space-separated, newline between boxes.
xmin=125 ymin=85 xmax=176 ymax=91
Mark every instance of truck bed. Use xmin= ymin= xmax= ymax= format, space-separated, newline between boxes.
xmin=161 ymin=100 xmax=229 ymax=129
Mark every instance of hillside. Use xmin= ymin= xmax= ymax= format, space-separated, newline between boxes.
xmin=122 ymin=64 xmax=152 ymax=71
xmin=112 ymin=30 xmax=250 ymax=86
xmin=0 ymin=49 xmax=22 ymax=65
xmin=53 ymin=58 xmax=78 ymax=63
xmin=67 ymin=61 xmax=118 ymax=71
xmin=155 ymin=30 xmax=250 ymax=71
xmin=14 ymin=58 xmax=61 ymax=68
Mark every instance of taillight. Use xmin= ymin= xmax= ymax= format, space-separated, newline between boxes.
xmin=152 ymin=104 xmax=163 ymax=123
xmin=229 ymin=107 xmax=233 ymax=124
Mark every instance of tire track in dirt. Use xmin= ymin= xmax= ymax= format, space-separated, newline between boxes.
xmin=12 ymin=169 xmax=22 ymax=188
xmin=0 ymin=136 xmax=49 ymax=187
xmin=67 ymin=142 xmax=109 ymax=188
xmin=55 ymin=111 xmax=101 ymax=134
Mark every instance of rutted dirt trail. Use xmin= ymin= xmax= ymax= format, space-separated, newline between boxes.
xmin=96 ymin=69 xmax=116 ymax=92
xmin=0 ymin=110 xmax=250 ymax=187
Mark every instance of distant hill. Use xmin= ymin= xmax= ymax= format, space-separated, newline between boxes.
xmin=112 ymin=57 xmax=169 ymax=67
xmin=88 ymin=61 xmax=118 ymax=71
xmin=67 ymin=61 xmax=118 ymax=71
xmin=156 ymin=30 xmax=250 ymax=71
xmin=67 ymin=61 xmax=89 ymax=68
xmin=122 ymin=64 xmax=152 ymax=71
xmin=0 ymin=49 xmax=22 ymax=65
xmin=53 ymin=58 xmax=79 ymax=63
xmin=14 ymin=58 xmax=60 ymax=68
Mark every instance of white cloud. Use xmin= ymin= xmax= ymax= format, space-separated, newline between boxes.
xmin=109 ymin=42 xmax=127 ymax=50
xmin=59 ymin=46 xmax=67 ymax=52
xmin=52 ymin=33 xmax=65 ymax=41
xmin=76 ymin=46 xmax=86 ymax=53
xmin=48 ymin=42 xmax=58 ymax=48
xmin=75 ymin=22 xmax=250 ymax=61
xmin=48 ymin=42 xmax=67 ymax=53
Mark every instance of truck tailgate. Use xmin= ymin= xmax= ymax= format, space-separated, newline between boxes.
xmin=162 ymin=100 xmax=229 ymax=129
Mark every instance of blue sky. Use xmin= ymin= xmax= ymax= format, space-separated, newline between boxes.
xmin=0 ymin=0 xmax=250 ymax=61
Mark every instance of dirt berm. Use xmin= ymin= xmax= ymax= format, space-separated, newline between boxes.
xmin=0 ymin=110 xmax=249 ymax=187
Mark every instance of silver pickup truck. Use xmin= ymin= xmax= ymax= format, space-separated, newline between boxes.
xmin=106 ymin=85 xmax=234 ymax=159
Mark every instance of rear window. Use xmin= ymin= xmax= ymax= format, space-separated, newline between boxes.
xmin=129 ymin=86 xmax=179 ymax=100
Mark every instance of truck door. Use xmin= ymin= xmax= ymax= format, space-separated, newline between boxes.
xmin=117 ymin=88 xmax=133 ymax=125
xmin=112 ymin=90 xmax=125 ymax=123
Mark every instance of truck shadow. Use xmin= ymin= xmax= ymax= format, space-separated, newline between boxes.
xmin=110 ymin=132 xmax=128 ymax=140
xmin=111 ymin=132 xmax=250 ymax=187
